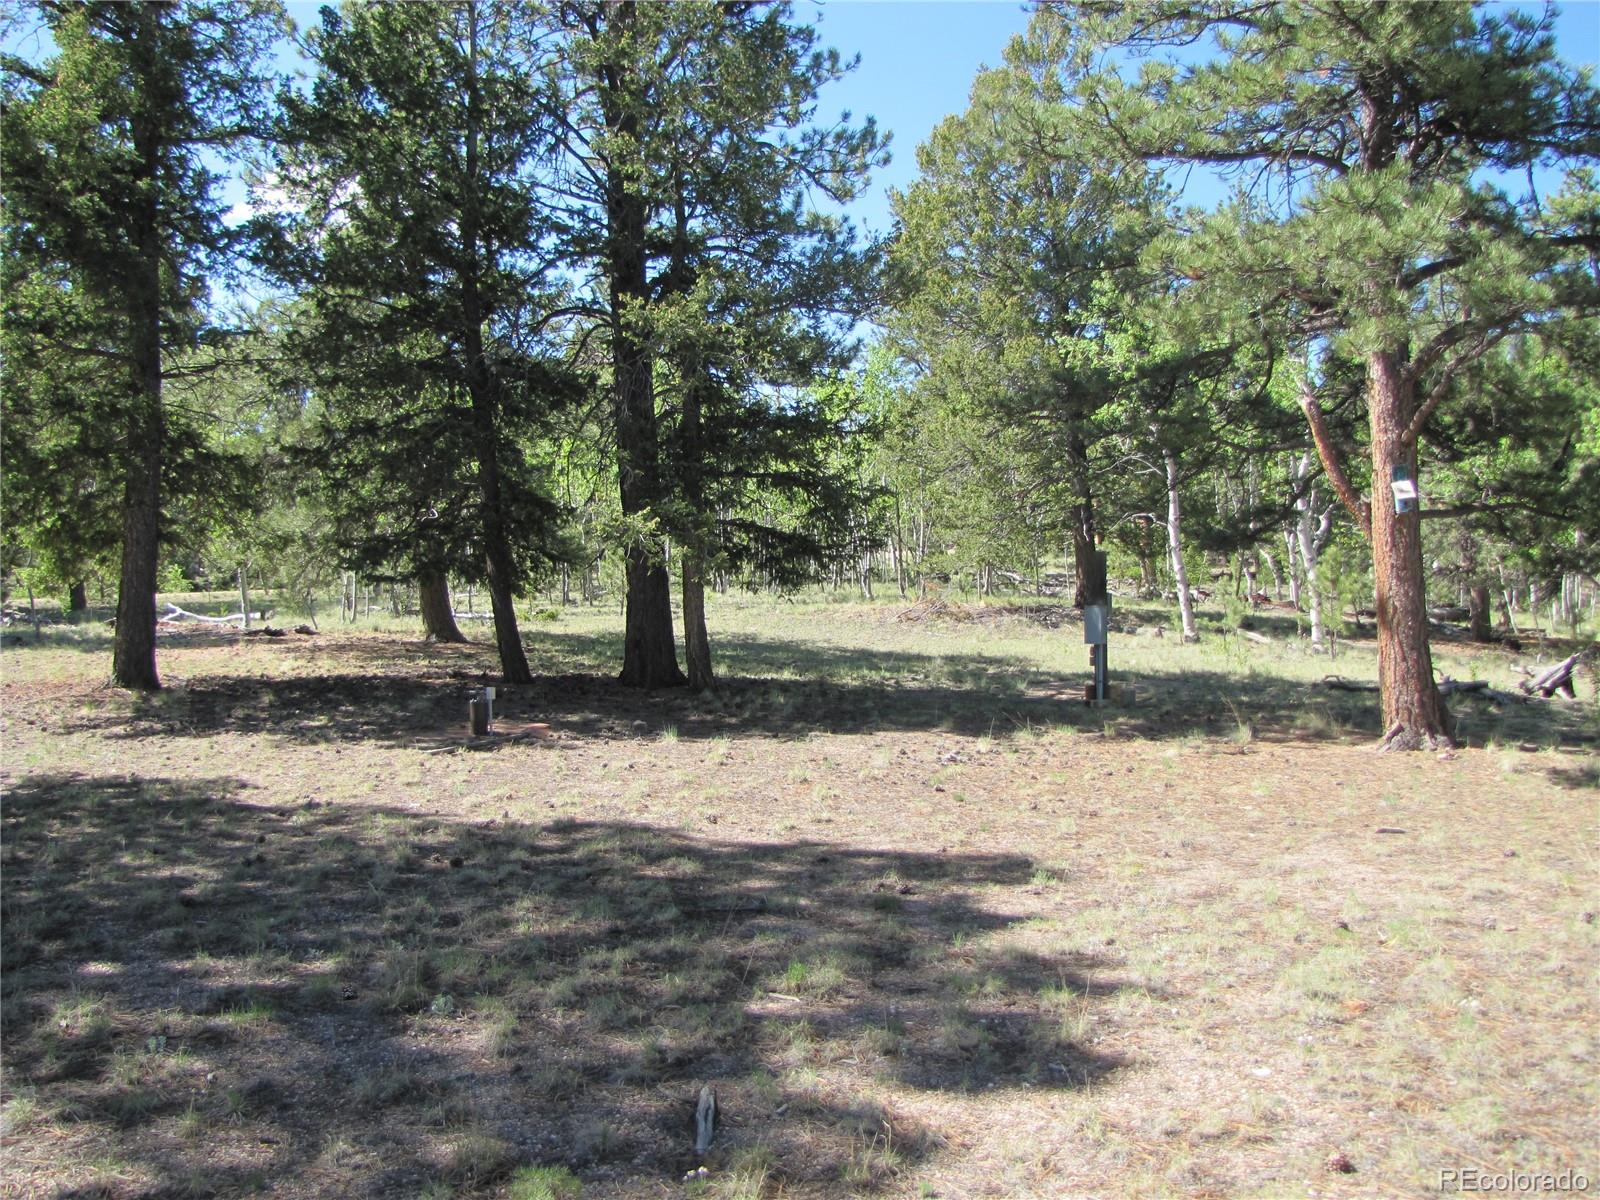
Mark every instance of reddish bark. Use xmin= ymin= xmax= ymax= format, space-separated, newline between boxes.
xmin=1367 ymin=350 xmax=1451 ymax=750
xmin=419 ymin=572 xmax=468 ymax=643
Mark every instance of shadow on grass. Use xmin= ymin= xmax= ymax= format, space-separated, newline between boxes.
xmin=1543 ymin=761 xmax=1599 ymax=791
xmin=3 ymin=773 xmax=1134 ymax=1197
xmin=54 ymin=623 xmax=1596 ymax=752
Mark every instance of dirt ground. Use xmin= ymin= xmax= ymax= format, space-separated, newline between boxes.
xmin=2 ymin=596 xmax=1596 ymax=1199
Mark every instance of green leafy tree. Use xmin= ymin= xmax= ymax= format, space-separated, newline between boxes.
xmin=273 ymin=0 xmax=576 ymax=682
xmin=1056 ymin=0 xmax=1600 ymax=748
xmin=1423 ymin=319 xmax=1600 ymax=634
xmin=3 ymin=0 xmax=282 ymax=687
xmin=546 ymin=0 xmax=883 ymax=688
xmin=889 ymin=22 xmax=1174 ymax=607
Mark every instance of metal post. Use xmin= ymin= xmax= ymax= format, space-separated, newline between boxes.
xmin=1083 ymin=598 xmax=1109 ymax=705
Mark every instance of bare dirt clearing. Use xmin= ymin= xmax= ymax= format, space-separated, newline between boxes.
xmin=2 ymin=597 xmax=1595 ymax=1199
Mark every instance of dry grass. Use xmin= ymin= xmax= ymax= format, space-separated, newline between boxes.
xmin=1 ymin=591 xmax=1595 ymax=1198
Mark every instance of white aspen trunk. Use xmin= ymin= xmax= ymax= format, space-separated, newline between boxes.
xmin=1164 ymin=448 xmax=1198 ymax=642
xmin=1290 ymin=452 xmax=1333 ymax=651
xmin=1260 ymin=545 xmax=1285 ymax=602
xmin=1285 ymin=527 xmax=1301 ymax=610
xmin=1298 ymin=521 xmax=1328 ymax=650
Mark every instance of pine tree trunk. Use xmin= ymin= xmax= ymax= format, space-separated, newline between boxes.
xmin=677 ymin=358 xmax=714 ymax=692
xmin=1368 ymin=350 xmax=1450 ymax=749
xmin=460 ymin=8 xmax=532 ymax=686
xmin=67 ymin=581 xmax=88 ymax=623
xmin=623 ymin=553 xmax=682 ymax=686
xmin=468 ymin=390 xmax=531 ymax=683
xmin=1468 ymin=585 xmax=1492 ymax=642
xmin=1164 ymin=449 xmax=1198 ymax=642
xmin=1068 ymin=437 xmax=1101 ymax=608
xmin=604 ymin=6 xmax=683 ymax=690
xmin=682 ymin=552 xmax=714 ymax=692
xmin=112 ymin=92 xmax=165 ymax=692
xmin=419 ymin=571 xmax=468 ymax=642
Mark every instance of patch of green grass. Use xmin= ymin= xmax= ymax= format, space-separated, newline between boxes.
xmin=842 ymin=1122 xmax=904 ymax=1190
xmin=776 ymin=955 xmax=848 ymax=998
xmin=219 ymin=997 xmax=275 ymax=1026
xmin=572 ymin=1119 xmax=623 ymax=1163
xmin=584 ymin=990 xmax=640 ymax=1031
xmin=353 ymin=1064 xmax=432 ymax=1108
xmin=708 ymin=1143 xmax=777 ymax=1199
xmin=508 ymin=1164 xmax=583 ymax=1200
xmin=177 ymin=1100 xmax=207 ymax=1140
xmin=446 ymin=1131 xmax=516 ymax=1183
xmin=0 ymin=1088 xmax=46 ymax=1136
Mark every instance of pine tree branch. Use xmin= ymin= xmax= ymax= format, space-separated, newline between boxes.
xmin=1403 ymin=322 xmax=1522 ymax=444
xmin=1298 ymin=385 xmax=1369 ymax=539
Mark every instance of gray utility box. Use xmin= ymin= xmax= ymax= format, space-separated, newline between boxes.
xmin=1083 ymin=601 xmax=1110 ymax=645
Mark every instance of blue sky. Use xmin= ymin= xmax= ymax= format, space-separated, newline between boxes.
xmin=796 ymin=0 xmax=1600 ymax=236
xmin=803 ymin=0 xmax=1035 ymax=235
xmin=11 ymin=0 xmax=1599 ymax=238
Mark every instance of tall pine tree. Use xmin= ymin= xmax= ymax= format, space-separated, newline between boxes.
xmin=273 ymin=0 xmax=575 ymax=683
xmin=3 ymin=0 xmax=281 ymax=688
xmin=544 ymin=0 xmax=882 ymax=688
xmin=1052 ymin=0 xmax=1600 ymax=748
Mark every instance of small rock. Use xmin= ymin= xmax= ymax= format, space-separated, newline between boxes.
xmin=1503 ymin=849 xmax=1518 ymax=858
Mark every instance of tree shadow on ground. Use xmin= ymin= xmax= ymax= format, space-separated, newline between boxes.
xmin=3 ymin=773 xmax=1136 ymax=1198
xmin=57 ymin=625 xmax=1595 ymax=752
xmin=1542 ymin=761 xmax=1599 ymax=791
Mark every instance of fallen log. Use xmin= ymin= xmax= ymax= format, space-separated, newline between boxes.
xmin=1480 ymin=687 xmax=1533 ymax=706
xmin=1520 ymin=652 xmax=1582 ymax=699
xmin=1324 ymin=676 xmax=1493 ymax=697
xmin=158 ymin=603 xmax=270 ymax=625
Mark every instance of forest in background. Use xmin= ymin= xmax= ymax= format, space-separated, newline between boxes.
xmin=4 ymin=0 xmax=1598 ymax=749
